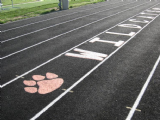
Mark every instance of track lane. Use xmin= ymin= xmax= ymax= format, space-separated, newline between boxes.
xmin=126 ymin=15 xmax=160 ymax=120
xmin=126 ymin=55 xmax=160 ymax=120
xmin=132 ymin=62 xmax=160 ymax=120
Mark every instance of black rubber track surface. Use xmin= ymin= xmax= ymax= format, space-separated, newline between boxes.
xmin=1 ymin=0 xmax=160 ymax=120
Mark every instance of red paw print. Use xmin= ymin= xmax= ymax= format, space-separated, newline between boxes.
xmin=23 ymin=72 xmax=64 ymax=94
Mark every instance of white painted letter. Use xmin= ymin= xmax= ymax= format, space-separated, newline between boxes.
xmin=106 ymin=31 xmax=135 ymax=36
xmin=152 ymin=8 xmax=160 ymax=11
xmin=129 ymin=19 xmax=149 ymax=23
xmin=118 ymin=24 xmax=142 ymax=29
xmin=137 ymin=16 xmax=155 ymax=19
xmin=146 ymin=10 xmax=160 ymax=13
xmin=89 ymin=37 xmax=124 ymax=47
xmin=65 ymin=48 xmax=107 ymax=61
xmin=140 ymin=12 xmax=158 ymax=16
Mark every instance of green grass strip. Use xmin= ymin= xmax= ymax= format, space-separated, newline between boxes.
xmin=0 ymin=0 xmax=105 ymax=24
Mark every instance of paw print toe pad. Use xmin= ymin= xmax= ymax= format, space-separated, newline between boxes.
xmin=46 ymin=72 xmax=58 ymax=79
xmin=24 ymin=87 xmax=37 ymax=93
xmin=32 ymin=75 xmax=45 ymax=81
xmin=23 ymin=80 xmax=36 ymax=86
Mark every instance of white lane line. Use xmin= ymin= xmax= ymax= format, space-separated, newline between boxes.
xmin=0 ymin=2 xmax=148 ymax=60
xmin=1 ymin=2 xmax=134 ymax=43
xmin=2 ymin=1 xmax=121 ymax=32
xmin=30 ymin=13 xmax=160 ymax=120
xmin=126 ymin=55 xmax=160 ymax=120
xmin=1 ymin=2 xmax=158 ymax=88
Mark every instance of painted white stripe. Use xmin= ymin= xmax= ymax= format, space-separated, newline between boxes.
xmin=140 ymin=12 xmax=158 ymax=15
xmin=1 ymin=2 xmax=135 ymax=43
xmin=89 ymin=37 xmax=124 ymax=47
xmin=146 ymin=9 xmax=160 ymax=13
xmin=137 ymin=15 xmax=155 ymax=19
xmin=30 ymin=13 xmax=160 ymax=120
xmin=0 ymin=2 xmax=146 ymax=60
xmin=118 ymin=24 xmax=142 ymax=29
xmin=1 ymin=3 xmax=159 ymax=88
xmin=106 ymin=31 xmax=136 ymax=36
xmin=126 ymin=55 xmax=160 ymax=120
xmin=2 ymin=1 xmax=122 ymax=32
xmin=129 ymin=19 xmax=149 ymax=23
xmin=152 ymin=8 xmax=160 ymax=10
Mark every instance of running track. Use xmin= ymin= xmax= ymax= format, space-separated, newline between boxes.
xmin=1 ymin=0 xmax=160 ymax=120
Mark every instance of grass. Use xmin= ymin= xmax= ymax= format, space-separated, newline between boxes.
xmin=1 ymin=0 xmax=59 ymax=11
xmin=0 ymin=0 xmax=105 ymax=24
xmin=0 ymin=3 xmax=58 ymax=23
xmin=1 ymin=0 xmax=58 ymax=6
xmin=2 ymin=0 xmax=36 ymax=6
